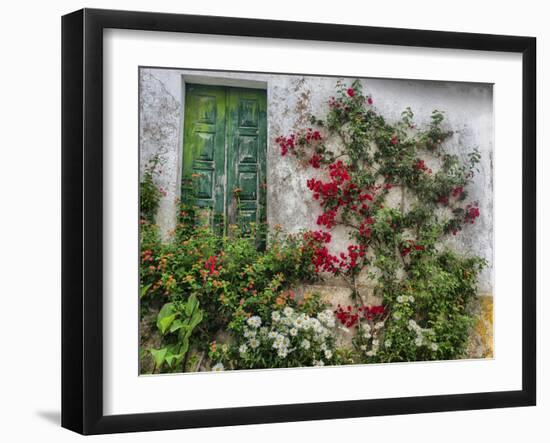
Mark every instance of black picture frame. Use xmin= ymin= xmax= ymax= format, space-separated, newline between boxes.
xmin=61 ymin=8 xmax=536 ymax=435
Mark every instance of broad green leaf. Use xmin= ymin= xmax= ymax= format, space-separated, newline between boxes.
xmin=157 ymin=303 xmax=177 ymax=333
xmin=179 ymin=338 xmax=189 ymax=358
xmin=150 ymin=348 xmax=167 ymax=368
xmin=157 ymin=302 xmax=176 ymax=321
xmin=166 ymin=343 xmax=186 ymax=368
xmin=189 ymin=309 xmax=203 ymax=330
xmin=164 ymin=351 xmax=184 ymax=369
xmin=185 ymin=294 xmax=199 ymax=317
xmin=169 ymin=319 xmax=187 ymax=333
xmin=158 ymin=314 xmax=176 ymax=335
xmin=140 ymin=283 xmax=152 ymax=299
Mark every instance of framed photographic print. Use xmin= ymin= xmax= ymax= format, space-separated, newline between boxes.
xmin=61 ymin=8 xmax=536 ymax=435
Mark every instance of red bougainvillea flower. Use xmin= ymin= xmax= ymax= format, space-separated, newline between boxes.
xmin=275 ymin=134 xmax=296 ymax=156
xmin=335 ymin=304 xmax=385 ymax=327
xmin=414 ymin=159 xmax=432 ymax=174
xmin=304 ymin=230 xmax=332 ymax=244
xmin=309 ymin=154 xmax=322 ymax=169
xmin=316 ymin=209 xmax=338 ymax=228
xmin=452 ymin=186 xmax=464 ymax=198
xmin=401 ymin=240 xmax=425 ymax=257
xmin=390 ymin=134 xmax=398 ymax=145
xmin=465 ymin=205 xmax=480 ymax=224
xmin=367 ymin=96 xmax=373 ymax=105
xmin=328 ymin=160 xmax=350 ymax=184
xmin=359 ymin=221 xmax=372 ymax=238
xmin=347 ymin=88 xmax=355 ymax=97
xmin=205 ymin=255 xmax=217 ymax=275
xmin=363 ymin=305 xmax=385 ymax=321
xmin=305 ymin=128 xmax=322 ymax=142
xmin=359 ymin=192 xmax=373 ymax=202
xmin=335 ymin=305 xmax=359 ymax=327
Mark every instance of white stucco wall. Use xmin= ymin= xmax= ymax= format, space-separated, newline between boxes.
xmin=139 ymin=68 xmax=493 ymax=294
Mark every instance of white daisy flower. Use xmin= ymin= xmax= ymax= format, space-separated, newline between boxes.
xmin=289 ymin=328 xmax=298 ymax=337
xmin=277 ymin=347 xmax=289 ymax=358
xmin=408 ymin=319 xmax=420 ymax=331
xmin=293 ymin=317 xmax=304 ymax=329
xmin=247 ymin=316 xmax=262 ymax=329
xmin=372 ymin=339 xmax=380 ymax=348
xmin=281 ymin=316 xmax=292 ymax=326
xmin=384 ymin=339 xmax=392 ymax=348
xmin=397 ymin=295 xmax=405 ymax=303
xmin=301 ymin=339 xmax=311 ymax=350
xmin=272 ymin=334 xmax=289 ymax=350
xmin=239 ymin=344 xmax=248 ymax=354
xmin=374 ymin=321 xmax=384 ymax=330
xmin=415 ymin=337 xmax=423 ymax=347
xmin=360 ymin=345 xmax=367 ymax=351
xmin=249 ymin=338 xmax=260 ymax=349
xmin=324 ymin=350 xmax=333 ymax=359
xmin=271 ymin=311 xmax=281 ymax=322
xmin=212 ymin=363 xmax=225 ymax=371
xmin=366 ymin=350 xmax=377 ymax=357
xmin=408 ymin=295 xmax=415 ymax=303
xmin=283 ymin=306 xmax=294 ymax=317
xmin=268 ymin=330 xmax=278 ymax=340
xmin=318 ymin=309 xmax=336 ymax=327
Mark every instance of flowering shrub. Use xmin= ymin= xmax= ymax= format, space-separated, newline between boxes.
xmin=209 ymin=301 xmax=340 ymax=370
xmin=140 ymin=203 xmax=321 ymax=373
xmin=277 ymin=80 xmax=486 ymax=363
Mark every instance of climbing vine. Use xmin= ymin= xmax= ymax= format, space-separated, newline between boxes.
xmin=276 ymin=80 xmax=486 ymax=362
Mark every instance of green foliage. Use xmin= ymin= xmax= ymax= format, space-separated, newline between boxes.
xmin=149 ymin=294 xmax=204 ymax=372
xmin=140 ymin=170 xmax=161 ymax=223
xmin=139 ymin=201 xmax=319 ymax=373
xmin=281 ymin=79 xmax=486 ymax=363
xmin=140 ymin=79 xmax=488 ymax=372
xmin=209 ymin=294 xmax=340 ymax=370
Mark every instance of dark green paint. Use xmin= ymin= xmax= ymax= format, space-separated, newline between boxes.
xmin=183 ymin=84 xmax=267 ymax=235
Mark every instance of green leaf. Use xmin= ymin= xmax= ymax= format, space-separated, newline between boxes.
xmin=185 ymin=294 xmax=199 ymax=317
xmin=189 ymin=309 xmax=203 ymax=330
xmin=157 ymin=303 xmax=177 ymax=334
xmin=179 ymin=338 xmax=190 ymax=358
xmin=140 ymin=283 xmax=152 ymax=299
xmin=169 ymin=319 xmax=187 ymax=333
xmin=164 ymin=347 xmax=185 ymax=369
xmin=150 ymin=348 xmax=168 ymax=368
xmin=158 ymin=314 xmax=176 ymax=335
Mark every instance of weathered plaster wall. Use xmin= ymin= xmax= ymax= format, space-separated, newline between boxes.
xmin=139 ymin=68 xmax=493 ymax=296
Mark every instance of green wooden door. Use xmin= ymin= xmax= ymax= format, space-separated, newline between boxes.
xmin=183 ymin=84 xmax=267 ymax=233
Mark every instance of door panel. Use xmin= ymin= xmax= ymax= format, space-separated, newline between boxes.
xmin=226 ymin=88 xmax=267 ymax=234
xmin=182 ymin=84 xmax=266 ymax=235
xmin=182 ymin=85 xmax=226 ymax=227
